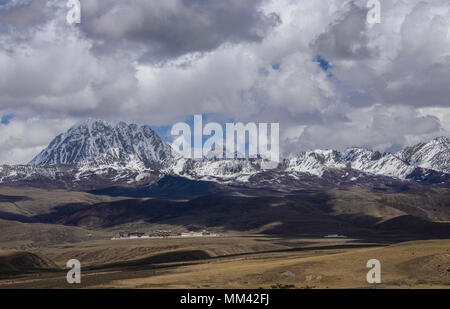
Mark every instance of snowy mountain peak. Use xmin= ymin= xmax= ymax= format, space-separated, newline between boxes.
xmin=432 ymin=136 xmax=449 ymax=144
xmin=17 ymin=119 xmax=449 ymax=186
xmin=398 ymin=136 xmax=449 ymax=174
xmin=76 ymin=117 xmax=109 ymax=127
xmin=284 ymin=149 xmax=346 ymax=177
xmin=342 ymin=148 xmax=413 ymax=179
xmin=29 ymin=119 xmax=175 ymax=166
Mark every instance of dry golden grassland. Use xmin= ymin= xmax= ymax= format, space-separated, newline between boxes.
xmin=0 ymin=236 xmax=448 ymax=289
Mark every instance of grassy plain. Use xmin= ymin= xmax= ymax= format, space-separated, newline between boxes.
xmin=0 ymin=236 xmax=448 ymax=289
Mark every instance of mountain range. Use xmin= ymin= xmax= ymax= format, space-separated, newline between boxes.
xmin=0 ymin=119 xmax=448 ymax=193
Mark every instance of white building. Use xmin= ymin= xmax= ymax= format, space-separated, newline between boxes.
xmin=324 ymin=234 xmax=347 ymax=238
xmin=181 ymin=232 xmax=203 ymax=237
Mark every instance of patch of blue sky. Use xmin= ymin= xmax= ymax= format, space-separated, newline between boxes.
xmin=1 ymin=113 xmax=15 ymax=125
xmin=314 ymin=55 xmax=333 ymax=77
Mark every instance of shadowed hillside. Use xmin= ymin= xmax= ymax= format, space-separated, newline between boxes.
xmin=0 ymin=250 xmax=58 ymax=275
xmin=17 ymin=188 xmax=450 ymax=238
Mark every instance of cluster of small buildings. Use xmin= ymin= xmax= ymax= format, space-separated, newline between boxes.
xmin=112 ymin=230 xmax=217 ymax=240
xmin=323 ymin=234 xmax=347 ymax=238
xmin=180 ymin=231 xmax=217 ymax=237
xmin=113 ymin=232 xmax=147 ymax=239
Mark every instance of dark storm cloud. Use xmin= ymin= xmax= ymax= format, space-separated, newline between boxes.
xmin=312 ymin=3 xmax=375 ymax=61
xmin=314 ymin=1 xmax=450 ymax=110
xmin=0 ymin=0 xmax=49 ymax=28
xmin=79 ymin=0 xmax=280 ymax=62
xmin=379 ymin=60 xmax=450 ymax=108
xmin=0 ymin=0 xmax=449 ymax=164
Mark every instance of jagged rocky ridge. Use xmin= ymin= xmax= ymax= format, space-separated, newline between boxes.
xmin=397 ymin=136 xmax=450 ymax=174
xmin=29 ymin=119 xmax=175 ymax=167
xmin=0 ymin=120 xmax=449 ymax=189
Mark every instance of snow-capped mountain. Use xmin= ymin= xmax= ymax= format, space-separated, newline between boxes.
xmin=170 ymin=139 xmax=448 ymax=183
xmin=397 ymin=136 xmax=450 ymax=174
xmin=171 ymin=157 xmax=262 ymax=182
xmin=168 ymin=137 xmax=449 ymax=183
xmin=0 ymin=119 xmax=448 ymax=189
xmin=29 ymin=119 xmax=175 ymax=168
xmin=342 ymin=148 xmax=415 ymax=179
xmin=282 ymin=138 xmax=449 ymax=180
xmin=284 ymin=150 xmax=347 ymax=177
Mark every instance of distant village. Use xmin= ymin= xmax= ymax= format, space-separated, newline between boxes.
xmin=112 ymin=230 xmax=218 ymax=240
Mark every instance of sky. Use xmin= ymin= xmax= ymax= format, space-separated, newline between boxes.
xmin=0 ymin=0 xmax=449 ymax=164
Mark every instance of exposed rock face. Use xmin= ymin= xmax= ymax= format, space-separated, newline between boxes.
xmin=397 ymin=137 xmax=450 ymax=174
xmin=29 ymin=119 xmax=175 ymax=167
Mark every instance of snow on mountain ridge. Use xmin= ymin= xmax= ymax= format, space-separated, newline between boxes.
xmin=15 ymin=119 xmax=450 ymax=184
xmin=284 ymin=150 xmax=346 ymax=177
xmin=171 ymin=157 xmax=262 ymax=182
xmin=342 ymin=148 xmax=414 ymax=179
xmin=29 ymin=119 xmax=175 ymax=167
xmin=397 ymin=136 xmax=449 ymax=174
